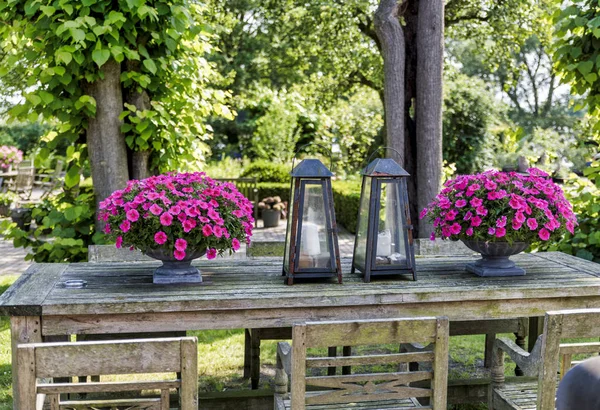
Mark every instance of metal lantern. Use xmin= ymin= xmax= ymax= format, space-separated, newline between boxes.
xmin=351 ymin=152 xmax=416 ymax=282
xmin=283 ymin=158 xmax=342 ymax=285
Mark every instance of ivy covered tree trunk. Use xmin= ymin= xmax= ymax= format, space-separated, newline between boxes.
xmin=85 ymin=60 xmax=130 ymax=219
xmin=415 ymin=0 xmax=444 ymax=238
xmin=125 ymin=60 xmax=152 ymax=180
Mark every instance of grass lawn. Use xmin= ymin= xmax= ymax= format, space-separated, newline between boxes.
xmin=0 ymin=274 xmax=519 ymax=409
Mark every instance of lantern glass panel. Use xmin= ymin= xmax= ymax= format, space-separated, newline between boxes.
xmin=374 ymin=181 xmax=408 ymax=268
xmin=297 ymin=182 xmax=332 ymax=270
xmin=354 ymin=177 xmax=372 ymax=270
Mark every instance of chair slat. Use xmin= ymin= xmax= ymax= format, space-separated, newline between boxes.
xmin=37 ymin=380 xmax=180 ymax=394
xmin=306 ymin=371 xmax=433 ymax=389
xmin=59 ymin=397 xmax=162 ymax=410
xmin=306 ymin=351 xmax=434 ymax=368
xmin=305 ymin=386 xmax=432 ymax=405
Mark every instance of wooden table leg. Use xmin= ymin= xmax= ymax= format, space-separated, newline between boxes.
xmin=250 ymin=330 xmax=260 ymax=389
xmin=244 ymin=329 xmax=251 ymax=379
xmin=11 ymin=316 xmax=42 ymax=410
xmin=528 ymin=317 xmax=544 ymax=352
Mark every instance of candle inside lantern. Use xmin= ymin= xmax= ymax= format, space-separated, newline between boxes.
xmin=377 ymin=230 xmax=392 ymax=257
xmin=302 ymin=221 xmax=321 ymax=256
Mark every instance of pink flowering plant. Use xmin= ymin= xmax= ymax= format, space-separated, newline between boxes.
xmin=0 ymin=145 xmax=23 ymax=170
xmin=98 ymin=172 xmax=254 ymax=260
xmin=420 ymin=168 xmax=577 ymax=244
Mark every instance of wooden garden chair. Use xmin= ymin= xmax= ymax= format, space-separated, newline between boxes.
xmin=10 ymin=159 xmax=35 ymax=200
xmin=489 ymin=308 xmax=600 ymax=410
xmin=37 ymin=159 xmax=64 ymax=199
xmin=274 ymin=316 xmax=449 ymax=409
xmin=16 ymin=336 xmax=198 ymax=410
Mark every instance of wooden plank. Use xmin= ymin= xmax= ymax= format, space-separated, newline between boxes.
xmin=552 ymin=308 xmax=600 ymax=338
xmin=304 ymin=318 xmax=438 ymax=348
xmin=11 ymin=316 xmax=42 ymax=409
xmin=537 ymin=312 xmax=562 ymax=410
xmin=30 ymin=338 xmax=182 ymax=378
xmin=59 ymin=398 xmax=162 ymax=409
xmin=306 ymin=371 xmax=433 ymax=387
xmin=432 ymin=317 xmax=449 ymax=409
xmin=37 ymin=380 xmax=180 ymax=394
xmin=16 ymin=344 xmax=37 ymax=410
xmin=305 ymin=386 xmax=432 ymax=405
xmin=41 ymin=294 xmax=600 ymax=335
xmin=0 ymin=263 xmax=67 ymax=316
xmin=290 ymin=324 xmax=307 ymax=410
xmin=180 ymin=337 xmax=198 ymax=410
xmin=306 ymin=351 xmax=434 ymax=368
xmin=559 ymin=341 xmax=600 ymax=355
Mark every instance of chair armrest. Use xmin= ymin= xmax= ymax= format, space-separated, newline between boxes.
xmin=491 ymin=335 xmax=543 ymax=383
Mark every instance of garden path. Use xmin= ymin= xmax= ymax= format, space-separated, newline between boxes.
xmin=0 ymin=235 xmax=29 ymax=276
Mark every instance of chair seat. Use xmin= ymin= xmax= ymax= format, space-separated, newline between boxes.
xmin=494 ymin=381 xmax=547 ymax=410
xmin=283 ymin=392 xmax=421 ymax=409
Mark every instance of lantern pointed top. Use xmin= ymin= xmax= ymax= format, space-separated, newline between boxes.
xmin=291 ymin=158 xmax=334 ymax=178
xmin=361 ymin=158 xmax=410 ymax=177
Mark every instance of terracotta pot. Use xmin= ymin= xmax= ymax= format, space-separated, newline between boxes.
xmin=461 ymin=240 xmax=529 ymax=277
xmin=145 ymin=247 xmax=206 ymax=284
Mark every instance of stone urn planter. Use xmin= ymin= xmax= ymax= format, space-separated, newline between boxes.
xmin=146 ymin=247 xmax=207 ymax=284
xmin=0 ymin=204 xmax=9 ymax=217
xmin=461 ymin=240 xmax=529 ymax=277
xmin=262 ymin=209 xmax=281 ymax=228
xmin=11 ymin=207 xmax=32 ymax=231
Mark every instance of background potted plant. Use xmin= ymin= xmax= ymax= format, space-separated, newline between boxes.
xmin=0 ymin=192 xmax=15 ymax=217
xmin=421 ymin=168 xmax=577 ymax=276
xmin=258 ymin=196 xmax=286 ymax=228
xmin=99 ymin=172 xmax=255 ymax=284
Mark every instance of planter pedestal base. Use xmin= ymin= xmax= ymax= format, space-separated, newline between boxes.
xmin=466 ymin=260 xmax=525 ymax=277
xmin=153 ymin=262 xmax=203 ymax=284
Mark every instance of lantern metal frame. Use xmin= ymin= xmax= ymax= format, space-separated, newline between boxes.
xmin=351 ymin=151 xmax=416 ymax=283
xmin=283 ymin=150 xmax=342 ymax=285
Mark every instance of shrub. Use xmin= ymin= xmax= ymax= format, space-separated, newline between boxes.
xmin=241 ymin=160 xmax=291 ymax=183
xmin=538 ymin=163 xmax=600 ymax=262
xmin=1 ymin=186 xmax=103 ymax=262
xmin=332 ymin=180 xmax=361 ymax=234
xmin=257 ymin=182 xmax=290 ymax=203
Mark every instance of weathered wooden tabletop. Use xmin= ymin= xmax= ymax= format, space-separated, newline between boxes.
xmin=1 ymin=252 xmax=600 ymax=337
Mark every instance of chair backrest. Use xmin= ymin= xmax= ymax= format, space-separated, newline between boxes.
xmin=17 ymin=337 xmax=198 ymax=410
xmin=289 ymin=317 xmax=449 ymax=410
xmin=13 ymin=160 xmax=35 ymax=192
xmin=538 ymin=308 xmax=600 ymax=409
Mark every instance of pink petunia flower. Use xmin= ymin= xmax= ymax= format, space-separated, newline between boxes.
xmin=450 ymin=223 xmax=462 ymax=235
xmin=232 ymin=238 xmax=241 ymax=251
xmin=183 ymin=219 xmax=196 ymax=233
xmin=202 ymin=224 xmax=213 ymax=237
xmin=469 ymin=197 xmax=483 ymax=207
xmin=455 ymin=199 xmax=467 ymax=208
xmin=495 ymin=227 xmax=506 ymax=238
xmin=526 ymin=218 xmax=538 ymax=230
xmin=466 ymin=227 xmax=474 ymax=236
xmin=119 ymin=220 xmax=131 ymax=233
xmin=174 ymin=250 xmax=186 ymax=260
xmin=476 ymin=206 xmax=488 ymax=216
xmin=429 ymin=232 xmax=436 ymax=241
xmin=150 ymin=204 xmax=163 ymax=216
xmin=115 ymin=236 xmax=123 ymax=249
xmin=538 ymin=228 xmax=550 ymax=241
xmin=175 ymin=238 xmax=187 ymax=251
xmin=154 ymin=231 xmax=167 ymax=245
xmin=206 ymin=248 xmax=217 ymax=260
xmin=160 ymin=212 xmax=173 ymax=226
xmin=471 ymin=216 xmax=482 ymax=227
xmin=213 ymin=225 xmax=223 ymax=238
xmin=488 ymin=227 xmax=496 ymax=235
xmin=126 ymin=209 xmax=140 ymax=222
xmin=496 ymin=216 xmax=507 ymax=228
xmin=419 ymin=208 xmax=428 ymax=219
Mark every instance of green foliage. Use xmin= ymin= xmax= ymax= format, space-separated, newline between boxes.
xmin=0 ymin=192 xmax=15 ymax=207
xmin=332 ymin=180 xmax=361 ymax=234
xmin=0 ymin=122 xmax=51 ymax=154
xmin=0 ymin=0 xmax=231 ymax=175
xmin=539 ymin=163 xmax=600 ymax=262
xmin=241 ymin=160 xmax=291 ymax=183
xmin=443 ymin=69 xmax=506 ymax=174
xmin=554 ymin=1 xmax=600 ymax=121
xmin=256 ymin=182 xmax=290 ymax=204
xmin=1 ymin=186 xmax=103 ymax=262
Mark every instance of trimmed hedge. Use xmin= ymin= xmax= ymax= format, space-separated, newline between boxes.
xmin=256 ymin=180 xmax=362 ymax=233
xmin=332 ymin=181 xmax=361 ymax=234
xmin=241 ymin=160 xmax=291 ymax=183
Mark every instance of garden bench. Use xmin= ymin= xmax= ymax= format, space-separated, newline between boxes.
xmin=9 ymin=159 xmax=35 ymax=200
xmin=273 ymin=316 xmax=449 ymax=409
xmin=489 ymin=308 xmax=600 ymax=410
xmin=16 ymin=336 xmax=198 ymax=409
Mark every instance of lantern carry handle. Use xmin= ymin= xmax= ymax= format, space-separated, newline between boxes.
xmin=291 ymin=143 xmax=334 ymax=173
xmin=365 ymin=146 xmax=403 ymax=166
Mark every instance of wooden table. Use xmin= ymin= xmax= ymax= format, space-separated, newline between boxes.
xmin=2 ymin=252 xmax=600 ymax=407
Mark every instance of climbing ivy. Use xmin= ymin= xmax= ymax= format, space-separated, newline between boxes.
xmin=0 ymin=0 xmax=231 ymax=173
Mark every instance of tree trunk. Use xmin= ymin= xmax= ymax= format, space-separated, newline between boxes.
xmin=415 ymin=0 xmax=444 ymax=238
xmin=85 ymin=60 xmax=130 ymax=224
xmin=374 ymin=0 xmax=405 ymax=166
xmin=402 ymin=0 xmax=420 ymax=237
xmin=125 ymin=60 xmax=152 ymax=180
